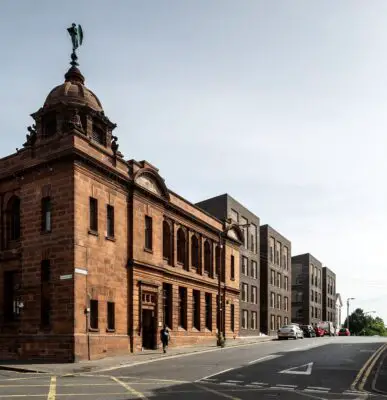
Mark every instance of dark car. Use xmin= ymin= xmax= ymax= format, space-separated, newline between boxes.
xmin=301 ymin=325 xmax=316 ymax=338
xmin=314 ymin=326 xmax=325 ymax=337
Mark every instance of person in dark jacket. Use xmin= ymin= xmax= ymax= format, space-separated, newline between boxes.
xmin=160 ymin=325 xmax=170 ymax=353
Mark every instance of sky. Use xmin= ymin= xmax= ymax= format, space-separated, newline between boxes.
xmin=1 ymin=1 xmax=386 ymax=324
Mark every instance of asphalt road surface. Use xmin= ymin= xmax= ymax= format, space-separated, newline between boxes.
xmin=0 ymin=336 xmax=385 ymax=399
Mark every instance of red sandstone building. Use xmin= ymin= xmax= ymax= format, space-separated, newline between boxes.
xmin=0 ymin=55 xmax=243 ymax=361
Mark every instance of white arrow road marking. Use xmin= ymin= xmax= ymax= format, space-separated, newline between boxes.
xmin=279 ymin=362 xmax=314 ymax=375
xmin=248 ymin=355 xmax=282 ymax=365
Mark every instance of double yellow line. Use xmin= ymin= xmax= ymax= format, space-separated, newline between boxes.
xmin=351 ymin=343 xmax=387 ymax=392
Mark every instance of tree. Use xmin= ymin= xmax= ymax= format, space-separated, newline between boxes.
xmin=343 ymin=308 xmax=387 ymax=336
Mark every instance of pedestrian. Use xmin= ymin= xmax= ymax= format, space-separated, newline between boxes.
xmin=160 ymin=325 xmax=170 ymax=353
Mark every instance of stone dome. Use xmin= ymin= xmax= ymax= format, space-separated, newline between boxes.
xmin=44 ymin=66 xmax=103 ymax=112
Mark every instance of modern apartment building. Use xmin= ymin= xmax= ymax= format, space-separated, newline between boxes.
xmin=291 ymin=253 xmax=323 ymax=326
xmin=323 ymin=267 xmax=336 ymax=323
xmin=259 ymin=225 xmax=291 ymax=335
xmin=196 ymin=194 xmax=260 ymax=336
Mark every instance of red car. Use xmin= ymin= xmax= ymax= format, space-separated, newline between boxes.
xmin=338 ymin=328 xmax=351 ymax=336
xmin=314 ymin=327 xmax=325 ymax=337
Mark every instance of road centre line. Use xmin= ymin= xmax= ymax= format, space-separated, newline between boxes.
xmin=358 ymin=342 xmax=387 ymax=392
xmin=47 ymin=376 xmax=56 ymax=400
xmin=248 ymin=354 xmax=282 ymax=364
xmin=306 ymin=386 xmax=331 ymax=391
xmin=197 ymin=367 xmax=235 ymax=382
xmin=111 ymin=376 xmax=148 ymax=399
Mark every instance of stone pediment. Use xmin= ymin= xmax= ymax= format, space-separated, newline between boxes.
xmin=134 ymin=169 xmax=170 ymax=200
xmin=136 ymin=174 xmax=162 ymax=196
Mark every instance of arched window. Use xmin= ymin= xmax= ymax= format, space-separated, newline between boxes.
xmin=7 ymin=196 xmax=21 ymax=241
xmin=215 ymin=245 xmax=221 ymax=276
xmin=163 ymin=221 xmax=172 ymax=265
xmin=204 ymin=240 xmax=212 ymax=275
xmin=177 ymin=228 xmax=186 ymax=265
xmin=191 ymin=235 xmax=199 ymax=269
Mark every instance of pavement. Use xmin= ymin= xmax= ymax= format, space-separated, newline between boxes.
xmin=0 ymin=336 xmax=386 ymax=399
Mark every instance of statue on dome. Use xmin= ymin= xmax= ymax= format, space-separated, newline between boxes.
xmin=67 ymin=23 xmax=84 ymax=67
xmin=23 ymin=124 xmax=37 ymax=147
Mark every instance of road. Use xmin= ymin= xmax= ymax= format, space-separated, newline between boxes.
xmin=0 ymin=336 xmax=385 ymax=399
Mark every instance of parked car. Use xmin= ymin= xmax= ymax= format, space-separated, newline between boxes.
xmin=314 ymin=326 xmax=325 ymax=337
xmin=301 ymin=325 xmax=316 ymax=338
xmin=278 ymin=325 xmax=304 ymax=340
xmin=318 ymin=321 xmax=335 ymax=336
xmin=338 ymin=328 xmax=351 ymax=336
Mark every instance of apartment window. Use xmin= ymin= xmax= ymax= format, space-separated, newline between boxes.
xmin=251 ymin=260 xmax=257 ymax=279
xmin=270 ymin=314 xmax=275 ymax=331
xmin=192 ymin=290 xmax=200 ymax=330
xmin=230 ymin=209 xmax=238 ymax=222
xmin=277 ymin=294 xmax=281 ymax=310
xmin=231 ymin=304 xmax=235 ymax=331
xmin=230 ymin=255 xmax=235 ymax=280
xmin=311 ymin=306 xmax=314 ymax=318
xmin=284 ymin=296 xmax=289 ymax=311
xmin=178 ymin=287 xmax=187 ymax=329
xmin=177 ymin=228 xmax=186 ymax=265
xmin=311 ymin=290 xmax=314 ymax=301
xmin=277 ymin=315 xmax=282 ymax=330
xmin=251 ymin=311 xmax=257 ymax=330
xmin=284 ymin=317 xmax=289 ymax=325
xmin=276 ymin=242 xmax=281 ymax=265
xmin=270 ymin=292 xmax=275 ymax=308
xmin=242 ymin=310 xmax=248 ymax=329
xmin=3 ymin=271 xmax=19 ymax=322
xmin=163 ymin=283 xmax=173 ymax=328
xmin=270 ymin=269 xmax=275 ymax=285
xmin=7 ymin=196 xmax=21 ymax=241
xmin=251 ymin=286 xmax=257 ymax=304
xmin=191 ymin=235 xmax=200 ymax=269
xmin=41 ymin=260 xmax=51 ymax=327
xmin=144 ymin=216 xmax=153 ymax=250
xmin=106 ymin=205 xmax=114 ymax=238
xmin=107 ymin=302 xmax=115 ymax=331
xmin=90 ymin=299 xmax=99 ymax=330
xmin=242 ymin=256 xmax=248 ymax=275
xmin=241 ymin=216 xmax=248 ymax=249
xmin=41 ymin=197 xmax=52 ymax=232
xmin=163 ymin=221 xmax=172 ymax=265
xmin=284 ymin=276 xmax=289 ymax=291
xmin=215 ymin=246 xmax=221 ymax=276
xmin=89 ymin=197 xmax=98 ymax=232
xmin=204 ymin=240 xmax=212 ymax=275
xmin=242 ymin=283 xmax=248 ymax=302
xmin=277 ymin=273 xmax=281 ymax=288
xmin=205 ymin=293 xmax=212 ymax=330
xmin=250 ymin=223 xmax=257 ymax=253
xmin=315 ymin=292 xmax=318 ymax=303
xmin=317 ymin=308 xmax=321 ymax=319
xmin=270 ymin=237 xmax=274 ymax=262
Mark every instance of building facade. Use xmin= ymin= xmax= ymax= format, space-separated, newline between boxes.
xmin=196 ymin=194 xmax=260 ymax=336
xmin=0 ymin=49 xmax=244 ymax=361
xmin=335 ymin=293 xmax=343 ymax=329
xmin=291 ymin=253 xmax=323 ymax=326
xmin=259 ymin=225 xmax=291 ymax=335
xmin=322 ymin=267 xmax=336 ymax=324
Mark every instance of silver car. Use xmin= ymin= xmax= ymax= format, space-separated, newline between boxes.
xmin=278 ymin=324 xmax=304 ymax=340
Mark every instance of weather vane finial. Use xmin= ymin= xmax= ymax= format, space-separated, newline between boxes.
xmin=67 ymin=23 xmax=84 ymax=67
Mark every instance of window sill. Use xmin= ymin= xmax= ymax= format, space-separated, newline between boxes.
xmin=88 ymin=230 xmax=99 ymax=237
xmin=41 ymin=230 xmax=51 ymax=235
xmin=230 ymin=277 xmax=235 ymax=281
xmin=106 ymin=328 xmax=116 ymax=333
xmin=88 ymin=328 xmax=100 ymax=333
xmin=144 ymin=247 xmax=153 ymax=254
xmin=105 ymin=236 xmax=116 ymax=242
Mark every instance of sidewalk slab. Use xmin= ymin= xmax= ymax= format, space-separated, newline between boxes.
xmin=0 ymin=336 xmax=273 ymax=375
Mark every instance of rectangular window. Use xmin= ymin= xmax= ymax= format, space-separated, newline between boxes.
xmin=284 ymin=296 xmax=289 ymax=311
xmin=276 ymin=242 xmax=281 ymax=265
xmin=277 ymin=294 xmax=281 ymax=310
xmin=144 ymin=216 xmax=153 ymax=250
xmin=311 ymin=290 xmax=314 ymax=301
xmin=178 ymin=287 xmax=187 ymax=329
xmin=242 ymin=310 xmax=248 ymax=329
xmin=205 ymin=293 xmax=212 ymax=330
xmin=251 ymin=286 xmax=257 ymax=304
xmin=242 ymin=283 xmax=248 ymax=302
xmin=230 ymin=209 xmax=238 ymax=223
xmin=230 ymin=255 xmax=235 ymax=280
xmin=106 ymin=205 xmax=115 ymax=238
xmin=284 ymin=317 xmax=289 ymax=325
xmin=270 ymin=314 xmax=275 ymax=331
xmin=284 ymin=276 xmax=289 ymax=291
xmin=270 ymin=269 xmax=275 ymax=285
xmin=231 ymin=304 xmax=235 ymax=332
xmin=270 ymin=237 xmax=275 ymax=262
xmin=251 ymin=311 xmax=257 ymax=330
xmin=270 ymin=292 xmax=275 ymax=308
xmin=90 ymin=299 xmax=99 ymax=330
xmin=242 ymin=256 xmax=248 ymax=275
xmin=4 ymin=271 xmax=18 ymax=322
xmin=89 ymin=197 xmax=98 ymax=232
xmin=41 ymin=197 xmax=52 ymax=232
xmin=277 ymin=315 xmax=282 ymax=330
xmin=107 ymin=302 xmax=115 ymax=331
xmin=163 ymin=283 xmax=173 ymax=328
xmin=251 ymin=260 xmax=257 ymax=279
xmin=41 ymin=260 xmax=51 ymax=327
xmin=277 ymin=273 xmax=281 ymax=288
xmin=241 ymin=217 xmax=248 ymax=249
xmin=192 ymin=290 xmax=200 ymax=330
xmin=250 ymin=223 xmax=257 ymax=253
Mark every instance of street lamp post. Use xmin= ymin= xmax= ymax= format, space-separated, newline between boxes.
xmin=346 ymin=297 xmax=355 ymax=330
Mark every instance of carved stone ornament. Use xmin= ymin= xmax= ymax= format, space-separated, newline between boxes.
xmin=68 ymin=109 xmax=83 ymax=131
xmin=136 ymin=174 xmax=162 ymax=196
xmin=227 ymin=229 xmax=239 ymax=241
